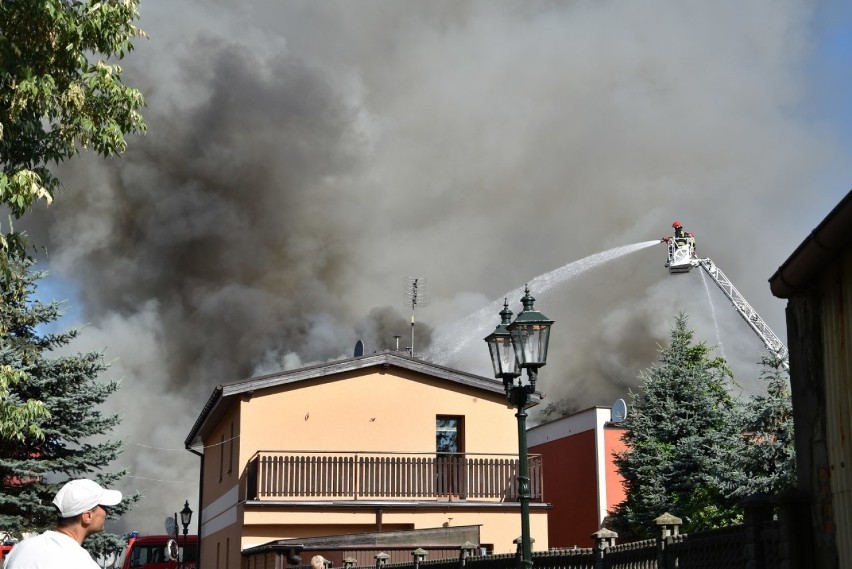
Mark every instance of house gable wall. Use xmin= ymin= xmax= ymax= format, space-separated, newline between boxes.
xmin=238 ymin=366 xmax=519 ymax=455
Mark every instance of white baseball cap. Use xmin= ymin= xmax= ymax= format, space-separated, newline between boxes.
xmin=53 ymin=479 xmax=123 ymax=518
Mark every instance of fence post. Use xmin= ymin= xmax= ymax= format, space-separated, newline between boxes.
xmin=773 ymin=488 xmax=810 ymax=569
xmin=513 ymin=536 xmax=534 ymax=568
xmin=412 ymin=548 xmax=428 ymax=569
xmin=591 ymin=528 xmax=617 ymax=569
xmin=742 ymin=493 xmax=773 ymax=569
xmin=459 ymin=542 xmax=477 ymax=567
xmin=654 ymin=512 xmax=682 ymax=569
xmin=375 ymin=552 xmax=389 ymax=569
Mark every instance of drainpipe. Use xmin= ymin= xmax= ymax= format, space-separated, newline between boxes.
xmin=187 ymin=446 xmax=204 ymax=569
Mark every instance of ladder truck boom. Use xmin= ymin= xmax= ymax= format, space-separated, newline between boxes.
xmin=661 ymin=234 xmax=788 ymax=363
xmin=697 ymin=259 xmax=788 ymax=361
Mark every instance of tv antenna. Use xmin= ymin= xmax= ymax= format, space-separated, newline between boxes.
xmin=404 ymin=277 xmax=427 ymax=356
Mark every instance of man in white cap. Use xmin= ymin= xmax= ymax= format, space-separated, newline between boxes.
xmin=5 ymin=478 xmax=123 ymax=569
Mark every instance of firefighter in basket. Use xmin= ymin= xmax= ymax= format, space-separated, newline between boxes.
xmin=662 ymin=220 xmax=696 ymax=257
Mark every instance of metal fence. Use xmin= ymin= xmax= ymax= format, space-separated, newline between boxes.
xmin=266 ymin=491 xmax=810 ymax=569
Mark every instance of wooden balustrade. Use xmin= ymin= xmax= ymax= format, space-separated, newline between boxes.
xmin=244 ymin=452 xmax=543 ymax=502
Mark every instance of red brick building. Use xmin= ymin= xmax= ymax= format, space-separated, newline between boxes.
xmin=528 ymin=406 xmax=627 ymax=548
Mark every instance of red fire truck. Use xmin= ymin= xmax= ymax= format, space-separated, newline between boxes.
xmin=121 ymin=533 xmax=198 ymax=569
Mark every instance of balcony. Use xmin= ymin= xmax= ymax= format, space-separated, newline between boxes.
xmin=243 ymin=451 xmax=543 ymax=503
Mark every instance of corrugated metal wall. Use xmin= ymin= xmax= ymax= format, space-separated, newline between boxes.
xmin=821 ymin=251 xmax=852 ymax=568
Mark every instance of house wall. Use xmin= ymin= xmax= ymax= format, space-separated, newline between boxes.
xmin=204 ymin=525 xmax=242 ymax=569
xmin=786 ymin=247 xmax=852 ymax=569
xmin=603 ymin=426 xmax=627 ymax=516
xmin=240 ymin=508 xmax=548 ymax=554
xmin=199 ymin=401 xmax=243 ymax=569
xmin=200 ymin=405 xmax=242 ymax=537
xmin=237 ymin=367 xmax=519 ymax=458
xmin=817 ymin=251 xmax=852 ymax=568
xmin=532 ymin=428 xmax=596 ymax=547
xmin=769 ymin=189 xmax=852 ymax=569
xmin=528 ymin=408 xmax=626 ymax=548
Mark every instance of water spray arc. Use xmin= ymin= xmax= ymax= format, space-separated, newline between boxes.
xmin=424 ymin=241 xmax=660 ymax=366
xmin=699 ymin=268 xmax=727 ymax=360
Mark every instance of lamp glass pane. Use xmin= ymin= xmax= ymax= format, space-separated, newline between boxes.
xmin=511 ymin=324 xmax=551 ymax=367
xmin=180 ymin=506 xmax=192 ymax=526
xmin=488 ymin=336 xmax=517 ymax=377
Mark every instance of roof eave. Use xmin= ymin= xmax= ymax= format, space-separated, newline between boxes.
xmin=184 ymin=385 xmax=223 ymax=449
xmin=770 ymin=188 xmax=852 ymax=298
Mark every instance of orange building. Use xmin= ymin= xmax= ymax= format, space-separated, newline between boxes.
xmin=184 ymin=351 xmax=550 ymax=568
xmin=528 ymin=406 xmax=627 ymax=548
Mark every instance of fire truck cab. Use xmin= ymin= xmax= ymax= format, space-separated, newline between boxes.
xmin=121 ymin=533 xmax=198 ymax=569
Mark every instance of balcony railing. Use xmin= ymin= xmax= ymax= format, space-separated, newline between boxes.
xmin=243 ymin=451 xmax=543 ymax=503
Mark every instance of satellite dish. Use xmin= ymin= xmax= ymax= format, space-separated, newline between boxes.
xmin=611 ymin=398 xmax=628 ymax=423
xmin=354 ymin=340 xmax=364 ymax=357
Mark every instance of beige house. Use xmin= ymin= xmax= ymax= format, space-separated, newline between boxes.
xmin=184 ymin=351 xmax=549 ymax=568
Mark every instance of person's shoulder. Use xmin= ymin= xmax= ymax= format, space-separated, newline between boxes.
xmin=5 ymin=531 xmax=94 ymax=568
xmin=5 ymin=531 xmax=49 ymax=551
xmin=3 ymin=532 xmax=48 ymax=567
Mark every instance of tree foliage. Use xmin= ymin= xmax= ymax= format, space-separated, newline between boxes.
xmin=0 ymin=0 xmax=146 ymax=219
xmin=0 ymin=0 xmax=146 ymax=442
xmin=726 ymin=352 xmax=796 ymax=499
xmin=611 ymin=314 xmax=742 ymax=538
xmin=0 ymin=249 xmax=49 ymax=443
xmin=0 ymin=258 xmax=138 ymax=545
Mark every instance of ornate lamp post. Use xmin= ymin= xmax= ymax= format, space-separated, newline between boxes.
xmin=484 ymin=286 xmax=553 ymax=569
xmin=179 ymin=500 xmax=193 ymax=569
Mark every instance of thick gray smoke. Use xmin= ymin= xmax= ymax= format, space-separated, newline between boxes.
xmin=22 ymin=0 xmax=848 ymax=533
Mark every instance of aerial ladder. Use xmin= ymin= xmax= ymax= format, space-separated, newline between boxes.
xmin=662 ymin=231 xmax=789 ymax=364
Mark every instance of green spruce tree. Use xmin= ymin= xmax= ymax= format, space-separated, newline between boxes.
xmin=611 ymin=313 xmax=742 ymax=538
xmin=727 ymin=352 xmax=796 ymax=499
xmin=0 ymin=258 xmax=138 ymax=551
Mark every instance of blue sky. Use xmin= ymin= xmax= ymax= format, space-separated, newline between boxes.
xmin=804 ymin=0 xmax=852 ymax=210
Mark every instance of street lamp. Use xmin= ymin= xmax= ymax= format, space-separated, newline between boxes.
xmin=179 ymin=500 xmax=193 ymax=569
xmin=484 ymin=286 xmax=553 ymax=569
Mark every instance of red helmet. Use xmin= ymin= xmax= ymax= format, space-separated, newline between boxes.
xmin=672 ymin=221 xmax=682 ymax=228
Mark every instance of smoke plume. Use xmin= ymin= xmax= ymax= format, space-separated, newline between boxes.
xmin=22 ymin=0 xmax=846 ymax=532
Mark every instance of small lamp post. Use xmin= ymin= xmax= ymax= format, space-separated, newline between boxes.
xmin=179 ymin=500 xmax=193 ymax=569
xmin=485 ymin=286 xmax=553 ymax=569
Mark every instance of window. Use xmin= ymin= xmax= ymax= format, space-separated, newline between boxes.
xmin=436 ymin=416 xmax=465 ymax=496
xmin=129 ymin=545 xmax=164 ymax=567
xmin=436 ymin=416 xmax=463 ymax=454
